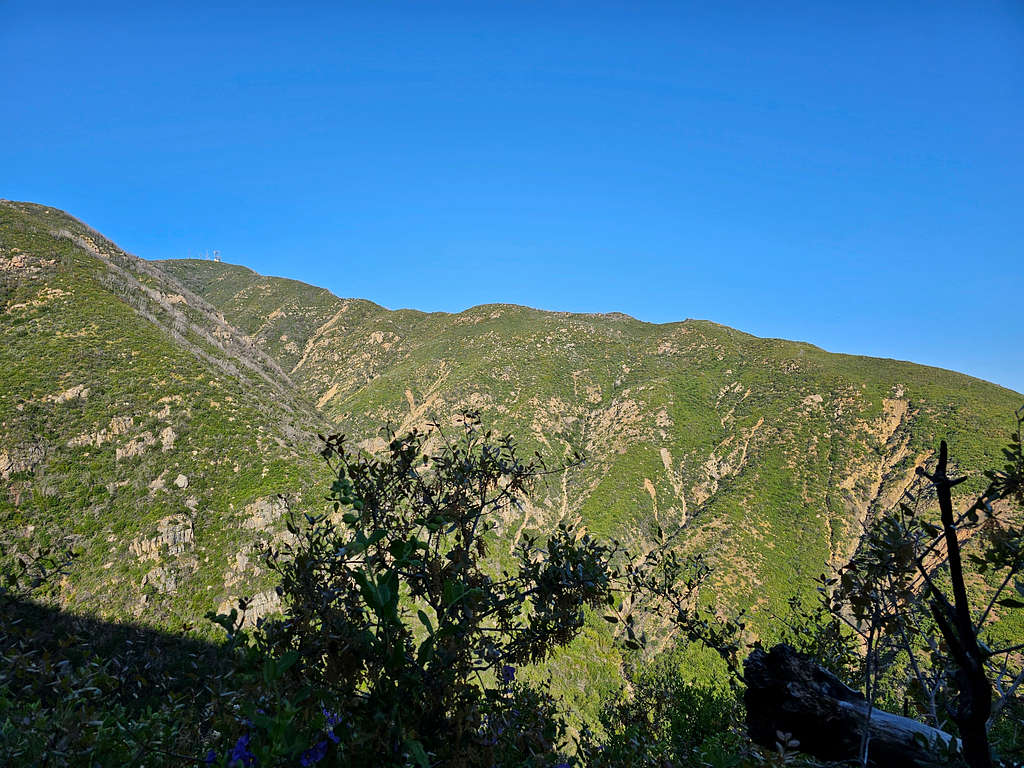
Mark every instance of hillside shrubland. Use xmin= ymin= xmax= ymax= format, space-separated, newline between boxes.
xmin=2 ymin=201 xmax=1024 ymax=764
xmin=3 ymin=410 xmax=1024 ymax=766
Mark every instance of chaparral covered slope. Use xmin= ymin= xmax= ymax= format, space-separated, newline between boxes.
xmin=159 ymin=251 xmax=1021 ymax=624
xmin=2 ymin=201 xmax=1020 ymax=683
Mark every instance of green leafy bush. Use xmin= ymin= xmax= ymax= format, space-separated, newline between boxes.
xmin=578 ymin=646 xmax=745 ymax=768
xmin=207 ymin=413 xmax=618 ymax=767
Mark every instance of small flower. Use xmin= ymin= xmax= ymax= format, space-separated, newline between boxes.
xmin=228 ymin=733 xmax=256 ymax=767
xmin=500 ymin=664 xmax=516 ymax=684
xmin=321 ymin=706 xmax=342 ymax=728
xmin=204 ymin=749 xmax=218 ymax=765
xmin=326 ymin=728 xmax=340 ymax=744
xmin=300 ymin=740 xmax=329 ymax=766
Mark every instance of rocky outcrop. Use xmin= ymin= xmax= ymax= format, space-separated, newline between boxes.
xmin=148 ymin=470 xmax=168 ymax=492
xmin=0 ymin=248 xmax=57 ymax=276
xmin=218 ymin=588 xmax=282 ymax=628
xmin=109 ymin=416 xmax=134 ymax=435
xmin=0 ymin=441 xmax=46 ymax=480
xmin=243 ymin=495 xmax=288 ymax=532
xmin=68 ymin=415 xmax=137 ymax=449
xmin=159 ymin=426 xmax=177 ymax=451
xmin=143 ymin=565 xmax=179 ymax=594
xmin=45 ymin=384 xmax=89 ymax=404
xmin=129 ymin=514 xmax=194 ymax=560
xmin=116 ymin=431 xmax=155 ymax=460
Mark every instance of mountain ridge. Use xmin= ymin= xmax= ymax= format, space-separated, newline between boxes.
xmin=10 ymin=199 xmax=1019 ymax=395
xmin=3 ymin=199 xmax=1022 ymax=711
xmin=156 ymin=256 xmax=1021 ymax=398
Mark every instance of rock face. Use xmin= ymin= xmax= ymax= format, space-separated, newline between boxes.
xmin=116 ymin=431 xmax=155 ymax=460
xmin=129 ymin=514 xmax=194 ymax=560
xmin=218 ymin=588 xmax=282 ymax=628
xmin=243 ymin=495 xmax=288 ymax=532
xmin=159 ymin=426 xmax=177 ymax=451
xmin=0 ymin=442 xmax=46 ymax=480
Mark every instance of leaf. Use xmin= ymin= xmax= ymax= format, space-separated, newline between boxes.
xmin=389 ymin=539 xmax=411 ymax=560
xmin=417 ymin=635 xmax=435 ymax=664
xmin=442 ymin=579 xmax=466 ymax=608
xmin=405 ymin=739 xmax=431 ymax=768
xmin=276 ymin=650 xmax=301 ymax=675
xmin=417 ymin=609 xmax=434 ymax=635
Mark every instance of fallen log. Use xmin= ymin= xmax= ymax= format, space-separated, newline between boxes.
xmin=744 ymin=644 xmax=961 ymax=768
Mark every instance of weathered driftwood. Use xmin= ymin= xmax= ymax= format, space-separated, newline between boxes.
xmin=744 ymin=644 xmax=960 ymax=768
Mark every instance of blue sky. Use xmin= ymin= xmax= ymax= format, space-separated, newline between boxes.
xmin=2 ymin=1 xmax=1022 ymax=394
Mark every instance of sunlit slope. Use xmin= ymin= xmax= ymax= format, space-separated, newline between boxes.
xmin=161 ymin=257 xmax=1021 ymax=625
xmin=2 ymin=197 xmax=1017 ymax=652
xmin=0 ymin=202 xmax=327 ymax=631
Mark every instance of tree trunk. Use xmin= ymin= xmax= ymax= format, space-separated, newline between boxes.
xmin=744 ymin=644 xmax=961 ymax=768
xmin=926 ymin=440 xmax=993 ymax=768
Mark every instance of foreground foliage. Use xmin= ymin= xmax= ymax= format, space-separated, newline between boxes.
xmin=2 ymin=411 xmax=1023 ymax=766
xmin=204 ymin=413 xmax=619 ymax=767
xmin=817 ymin=407 xmax=1024 ymax=767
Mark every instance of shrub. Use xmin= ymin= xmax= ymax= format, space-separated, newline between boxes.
xmin=208 ymin=413 xmax=617 ymax=767
xmin=578 ymin=646 xmax=745 ymax=768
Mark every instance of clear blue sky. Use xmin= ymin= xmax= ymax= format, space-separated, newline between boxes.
xmin=2 ymin=1 xmax=1022 ymax=394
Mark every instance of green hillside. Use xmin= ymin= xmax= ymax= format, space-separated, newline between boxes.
xmin=157 ymin=241 xmax=1023 ymax=712
xmin=2 ymin=199 xmax=1021 ymax=683
xmin=159 ymin=253 xmax=1020 ymax=625
xmin=0 ymin=201 xmax=328 ymax=632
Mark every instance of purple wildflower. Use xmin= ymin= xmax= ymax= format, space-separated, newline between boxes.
xmin=321 ymin=706 xmax=342 ymax=728
xmin=228 ymin=733 xmax=256 ymax=767
xmin=500 ymin=664 xmax=516 ymax=684
xmin=300 ymin=740 xmax=329 ymax=766
xmin=204 ymin=749 xmax=217 ymax=765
